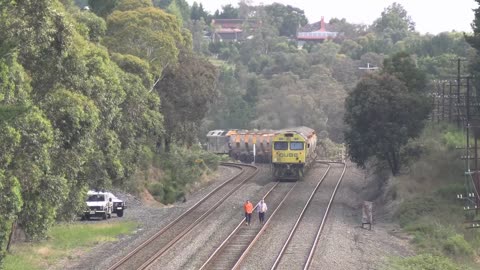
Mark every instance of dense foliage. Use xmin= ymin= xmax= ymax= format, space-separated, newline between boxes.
xmin=344 ymin=52 xmax=432 ymax=174
xmin=194 ymin=2 xmax=470 ymax=143
xmin=0 ymin=0 xmax=216 ymax=265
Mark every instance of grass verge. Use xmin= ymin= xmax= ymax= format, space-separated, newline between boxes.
xmin=4 ymin=221 xmax=137 ymax=270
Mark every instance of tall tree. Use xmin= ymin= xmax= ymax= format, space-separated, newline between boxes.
xmin=371 ymin=2 xmax=415 ymax=43
xmin=383 ymin=51 xmax=426 ymax=92
xmin=156 ymin=52 xmax=217 ymax=150
xmin=104 ymin=5 xmax=188 ymax=86
xmin=214 ymin=4 xmax=239 ymax=19
xmin=466 ymin=0 xmax=480 ymax=91
xmin=88 ymin=0 xmax=118 ymax=17
xmin=264 ymin=3 xmax=308 ymax=37
xmin=344 ymin=52 xmax=431 ymax=175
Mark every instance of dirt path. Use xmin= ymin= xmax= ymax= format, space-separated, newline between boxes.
xmin=311 ymin=162 xmax=413 ymax=269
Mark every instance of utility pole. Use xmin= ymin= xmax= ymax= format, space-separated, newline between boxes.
xmin=456 ymin=58 xmax=468 ymax=128
xmin=449 ymin=81 xmax=453 ymax=122
xmin=442 ymin=81 xmax=446 ymax=121
xmin=458 ymin=59 xmax=461 ymax=128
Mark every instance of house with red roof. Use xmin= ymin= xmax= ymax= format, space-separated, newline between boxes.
xmin=211 ymin=19 xmax=260 ymax=42
xmin=297 ymin=16 xmax=339 ymax=44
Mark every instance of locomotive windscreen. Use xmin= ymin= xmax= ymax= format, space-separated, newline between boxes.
xmin=290 ymin=142 xmax=304 ymax=150
xmin=274 ymin=142 xmax=288 ymax=150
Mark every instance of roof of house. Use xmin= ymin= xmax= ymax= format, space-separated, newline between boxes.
xmin=297 ymin=16 xmax=338 ymax=40
xmin=215 ymin=28 xmax=243 ymax=34
xmin=212 ymin=19 xmax=260 ymax=29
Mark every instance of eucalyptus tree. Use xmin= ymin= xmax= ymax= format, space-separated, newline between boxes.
xmin=371 ymin=2 xmax=416 ymax=43
xmin=264 ymin=3 xmax=308 ymax=38
xmin=104 ymin=2 xmax=189 ymax=89
xmin=344 ymin=53 xmax=431 ymax=175
xmin=88 ymin=0 xmax=118 ymax=17
xmin=155 ymin=51 xmax=217 ymax=150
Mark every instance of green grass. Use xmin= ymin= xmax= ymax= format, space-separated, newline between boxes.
xmin=4 ymin=221 xmax=137 ymax=270
xmin=388 ymin=254 xmax=463 ymax=270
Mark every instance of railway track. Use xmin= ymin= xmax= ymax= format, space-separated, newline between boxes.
xmin=200 ymin=164 xmax=333 ymax=270
xmin=198 ymin=182 xmax=297 ymax=270
xmin=271 ymin=162 xmax=346 ymax=270
xmin=108 ymin=163 xmax=258 ymax=270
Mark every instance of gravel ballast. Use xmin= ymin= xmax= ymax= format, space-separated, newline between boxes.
xmin=57 ymin=162 xmax=413 ymax=270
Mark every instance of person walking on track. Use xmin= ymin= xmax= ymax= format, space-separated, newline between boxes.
xmin=257 ymin=199 xmax=268 ymax=224
xmin=244 ymin=200 xmax=254 ymax=226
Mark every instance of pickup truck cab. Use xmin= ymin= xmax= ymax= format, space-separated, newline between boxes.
xmin=84 ymin=190 xmax=126 ymax=220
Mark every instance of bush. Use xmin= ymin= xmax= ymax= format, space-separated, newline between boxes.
xmin=442 ymin=234 xmax=474 ymax=257
xmin=395 ymin=197 xmax=437 ymax=227
xmin=317 ymin=138 xmax=344 ymax=160
xmin=146 ymin=144 xmax=222 ymax=204
xmin=147 ymin=182 xmax=164 ymax=202
xmin=442 ymin=129 xmax=464 ymax=150
xmin=389 ymin=254 xmax=461 ymax=270
xmin=434 ymin=184 xmax=464 ymax=202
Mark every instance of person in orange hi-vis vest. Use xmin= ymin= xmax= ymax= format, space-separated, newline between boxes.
xmin=243 ymin=200 xmax=254 ymax=226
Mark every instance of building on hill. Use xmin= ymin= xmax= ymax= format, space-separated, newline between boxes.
xmin=297 ymin=16 xmax=339 ymax=46
xmin=210 ymin=19 xmax=260 ymax=42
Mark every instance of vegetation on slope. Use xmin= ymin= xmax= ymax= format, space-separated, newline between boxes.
xmin=385 ymin=124 xmax=479 ymax=269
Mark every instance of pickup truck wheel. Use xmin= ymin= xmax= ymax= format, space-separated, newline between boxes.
xmin=102 ymin=213 xmax=107 ymax=220
xmin=117 ymin=210 xmax=124 ymax=217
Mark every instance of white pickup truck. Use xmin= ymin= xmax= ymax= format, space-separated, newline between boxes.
xmin=84 ymin=190 xmax=126 ymax=220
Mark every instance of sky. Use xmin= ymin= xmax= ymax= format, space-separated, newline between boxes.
xmin=186 ymin=0 xmax=478 ymax=34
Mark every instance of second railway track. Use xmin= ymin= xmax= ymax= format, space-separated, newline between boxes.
xmin=272 ymin=162 xmax=346 ymax=270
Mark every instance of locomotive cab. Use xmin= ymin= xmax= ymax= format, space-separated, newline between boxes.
xmin=272 ymin=127 xmax=317 ymax=180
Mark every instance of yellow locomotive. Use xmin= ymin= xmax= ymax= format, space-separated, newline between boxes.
xmin=272 ymin=127 xmax=317 ymax=180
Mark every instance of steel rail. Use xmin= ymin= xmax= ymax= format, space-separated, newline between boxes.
xmin=138 ymin=164 xmax=258 ymax=270
xmin=108 ymin=163 xmax=257 ymax=270
xmin=231 ymin=182 xmax=298 ymax=270
xmin=198 ymin=181 xmax=297 ymax=270
xmin=270 ymin=164 xmax=332 ymax=270
xmin=303 ymin=162 xmax=346 ymax=270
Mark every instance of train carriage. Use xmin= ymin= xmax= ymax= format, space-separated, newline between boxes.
xmin=206 ymin=129 xmax=275 ymax=163
xmin=271 ymin=127 xmax=317 ymax=180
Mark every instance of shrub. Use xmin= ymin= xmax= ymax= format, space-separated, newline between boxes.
xmin=145 ymin=144 xmax=222 ymax=204
xmin=442 ymin=234 xmax=474 ymax=257
xmin=434 ymin=184 xmax=464 ymax=202
xmin=147 ymin=182 xmax=164 ymax=202
xmin=389 ymin=254 xmax=461 ymax=270
xmin=442 ymin=129 xmax=464 ymax=150
xmin=395 ymin=197 xmax=437 ymax=227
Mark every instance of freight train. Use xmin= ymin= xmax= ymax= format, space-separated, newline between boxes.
xmin=207 ymin=127 xmax=317 ymax=180
xmin=271 ymin=127 xmax=317 ymax=180
xmin=206 ymin=129 xmax=276 ymax=163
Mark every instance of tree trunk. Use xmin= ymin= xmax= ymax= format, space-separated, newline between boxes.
xmin=6 ymin=220 xmax=16 ymax=252
xmin=164 ymin=137 xmax=171 ymax=153
xmin=389 ymin=146 xmax=400 ymax=175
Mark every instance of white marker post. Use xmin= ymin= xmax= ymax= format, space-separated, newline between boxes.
xmin=253 ymin=144 xmax=256 ymax=164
